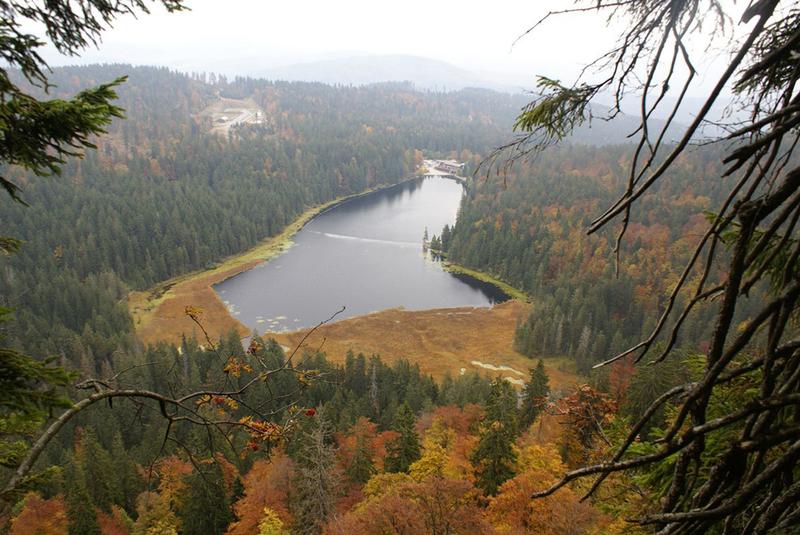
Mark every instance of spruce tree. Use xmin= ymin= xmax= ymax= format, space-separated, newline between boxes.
xmin=384 ymin=403 xmax=421 ymax=473
xmin=110 ymin=431 xmax=145 ymax=517
xmin=177 ymin=461 xmax=234 ymax=535
xmin=76 ymin=429 xmax=119 ymax=513
xmin=520 ymin=360 xmax=550 ymax=429
xmin=65 ymin=464 xmax=101 ymax=535
xmin=346 ymin=431 xmax=376 ymax=484
xmin=441 ymin=224 xmax=452 ymax=250
xmin=471 ymin=378 xmax=518 ymax=496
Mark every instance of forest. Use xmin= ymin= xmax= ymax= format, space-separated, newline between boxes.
xmin=433 ymin=144 xmax=766 ymax=372
xmin=0 ymin=57 xmax=793 ymax=534
xmin=1 ymin=65 xmax=618 ymax=534
xmin=4 ymin=0 xmax=800 ymax=531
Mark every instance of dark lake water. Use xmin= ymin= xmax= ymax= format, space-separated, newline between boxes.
xmin=214 ymin=176 xmax=509 ymax=333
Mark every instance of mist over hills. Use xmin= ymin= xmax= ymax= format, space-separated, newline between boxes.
xmin=257 ymin=54 xmax=687 ymax=143
xmin=40 ymin=47 xmax=699 ymax=141
xmin=259 ymin=54 xmax=524 ymax=93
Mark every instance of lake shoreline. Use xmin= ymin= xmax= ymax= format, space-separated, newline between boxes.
xmin=129 ymin=175 xmax=423 ymax=345
xmin=209 ymin=175 xmax=424 ymax=290
xmin=441 ymin=261 xmax=529 ymax=302
xmin=129 ymin=174 xmax=526 ymax=346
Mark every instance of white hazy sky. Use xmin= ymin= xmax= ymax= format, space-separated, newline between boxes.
xmin=39 ymin=0 xmax=745 ymax=95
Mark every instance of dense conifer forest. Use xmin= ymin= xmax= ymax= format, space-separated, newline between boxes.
xmin=1 ymin=61 xmax=792 ymax=533
xmin=3 ymin=65 xmax=608 ymax=533
xmin=1 ymin=65 xmax=522 ymax=358
xmin=4 ymin=0 xmax=800 ymax=529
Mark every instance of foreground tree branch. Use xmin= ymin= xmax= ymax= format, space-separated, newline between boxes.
xmin=505 ymin=1 xmax=800 ymax=532
xmin=0 ymin=304 xmax=345 ymax=514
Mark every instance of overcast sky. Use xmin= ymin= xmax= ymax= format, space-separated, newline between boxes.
xmin=39 ymin=0 xmax=745 ymax=97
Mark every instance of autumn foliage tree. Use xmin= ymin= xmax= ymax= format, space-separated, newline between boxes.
xmin=487 ymin=444 xmax=604 ymax=534
xmin=131 ymin=457 xmax=191 ymax=535
xmin=9 ymin=493 xmax=68 ymax=535
xmin=327 ymin=473 xmax=491 ymax=534
xmin=227 ymin=454 xmax=293 ymax=535
xmin=554 ymin=385 xmax=616 ymax=468
xmin=257 ymin=508 xmax=290 ymax=535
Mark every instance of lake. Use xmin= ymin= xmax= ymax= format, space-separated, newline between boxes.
xmin=214 ymin=176 xmax=509 ymax=333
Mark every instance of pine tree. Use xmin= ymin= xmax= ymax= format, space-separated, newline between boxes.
xmin=384 ymin=403 xmax=422 ymax=473
xmin=520 ymin=360 xmax=550 ymax=429
xmin=471 ymin=378 xmax=518 ymax=496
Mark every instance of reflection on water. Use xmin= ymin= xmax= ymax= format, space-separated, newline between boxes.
xmin=214 ymin=177 xmax=508 ymax=333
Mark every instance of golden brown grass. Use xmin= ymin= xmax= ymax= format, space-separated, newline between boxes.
xmin=268 ymin=300 xmax=579 ymax=390
xmin=129 ymin=183 xmax=421 ymax=346
xmin=128 ymin=186 xmax=579 ymax=389
xmin=129 ymin=263 xmax=252 ymax=347
xmin=128 ymin=199 xmax=347 ymax=346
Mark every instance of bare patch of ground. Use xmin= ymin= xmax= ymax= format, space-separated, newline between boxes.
xmin=197 ymin=96 xmax=266 ymax=136
xmin=470 ymin=360 xmax=526 ymax=376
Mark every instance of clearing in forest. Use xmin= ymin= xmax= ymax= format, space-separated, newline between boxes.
xmin=198 ymin=96 xmax=266 ymax=135
xmin=268 ymin=300 xmax=579 ymax=391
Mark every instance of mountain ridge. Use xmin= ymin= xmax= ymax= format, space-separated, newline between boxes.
xmin=258 ymin=54 xmax=525 ymax=93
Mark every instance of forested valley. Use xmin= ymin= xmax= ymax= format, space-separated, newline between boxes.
xmin=0 ymin=64 xmax=782 ymax=534
xmin=2 ymin=65 xmax=520 ymax=358
xmin=434 ymin=145 xmax=765 ymax=373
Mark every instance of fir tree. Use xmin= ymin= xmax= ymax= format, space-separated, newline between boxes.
xmin=177 ymin=461 xmax=234 ymax=535
xmin=520 ymin=360 xmax=550 ymax=429
xmin=110 ymin=431 xmax=144 ymax=516
xmin=76 ymin=429 xmax=119 ymax=513
xmin=65 ymin=464 xmax=101 ymax=535
xmin=441 ymin=224 xmax=452 ymax=250
xmin=346 ymin=430 xmax=376 ymax=485
xmin=471 ymin=378 xmax=518 ymax=496
xmin=384 ymin=403 xmax=421 ymax=473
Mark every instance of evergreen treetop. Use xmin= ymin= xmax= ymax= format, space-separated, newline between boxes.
xmin=384 ymin=403 xmax=421 ymax=473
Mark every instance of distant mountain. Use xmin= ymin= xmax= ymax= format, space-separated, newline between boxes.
xmin=259 ymin=54 xmax=523 ymax=93
xmin=257 ymin=54 xmax=686 ymax=144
